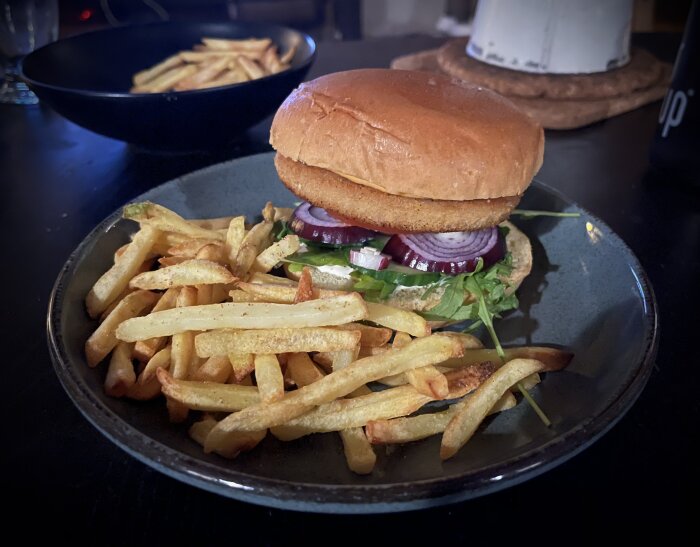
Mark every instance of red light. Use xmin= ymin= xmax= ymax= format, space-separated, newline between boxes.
xmin=79 ymin=9 xmax=93 ymax=21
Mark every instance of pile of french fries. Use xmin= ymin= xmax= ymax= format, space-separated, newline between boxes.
xmin=130 ymin=36 xmax=298 ymax=93
xmin=84 ymin=200 xmax=572 ymax=474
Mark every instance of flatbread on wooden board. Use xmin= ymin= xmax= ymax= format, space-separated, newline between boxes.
xmin=437 ymin=38 xmax=665 ymax=100
xmin=390 ymin=45 xmax=671 ymax=130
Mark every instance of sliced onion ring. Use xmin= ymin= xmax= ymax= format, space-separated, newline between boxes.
xmin=290 ymin=202 xmax=377 ymax=245
xmin=383 ymin=227 xmax=504 ymax=274
xmin=349 ymin=247 xmax=391 ymax=270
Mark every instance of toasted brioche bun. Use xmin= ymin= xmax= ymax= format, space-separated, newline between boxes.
xmin=270 ymin=69 xmax=544 ymax=204
xmin=286 ymin=221 xmax=532 ymax=314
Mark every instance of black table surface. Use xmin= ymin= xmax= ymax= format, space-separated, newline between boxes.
xmin=3 ymin=33 xmax=695 ymax=541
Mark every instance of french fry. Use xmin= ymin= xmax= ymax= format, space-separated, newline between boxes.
xmin=261 ymin=45 xmax=284 ymax=74
xmin=129 ymin=259 xmax=235 ymax=290
xmin=279 ymin=40 xmax=298 ymax=64
xmin=231 ymin=220 xmax=273 ymax=277
xmin=190 ymin=216 xmax=236 ymax=230
xmin=225 ymin=216 xmax=246 ymax=269
xmin=203 ymin=427 xmax=267 ymax=459
xmin=340 ymin=428 xmax=376 ymax=475
xmin=189 ymin=415 xmax=218 ymax=446
xmin=191 ymin=355 xmax=231 ymax=383
xmin=440 ymin=346 xmax=574 ymax=371
xmin=167 ymin=287 xmax=196 ymax=422
xmin=228 ymin=352 xmax=255 ymax=383
xmin=192 ymin=70 xmax=247 ymax=90
xmin=270 ymin=385 xmax=433 ymax=440
xmin=104 ymin=341 xmax=136 ymax=397
xmin=228 ymin=289 xmax=259 ymax=302
xmin=139 ymin=345 xmax=171 ymax=384
xmin=286 ymin=352 xmax=325 ymax=387
xmin=392 ymin=331 xmax=412 ymax=349
xmin=157 ymin=368 xmax=260 ymax=411
xmin=116 ymin=293 xmax=369 ymax=342
xmin=336 ymin=323 xmax=392 ymax=347
xmin=366 ymin=392 xmax=517 ymax=445
xmin=123 ymin=202 xmax=223 ymax=241
xmin=254 ymin=354 xmax=284 ymax=403
xmin=248 ymin=271 xmax=297 ymax=286
xmin=125 ymin=372 xmax=162 ymax=401
xmin=238 ymin=55 xmax=266 ymax=79
xmin=294 ymin=267 xmax=314 ymax=303
xmin=405 ymin=366 xmax=449 ymax=399
xmin=174 ymin=57 xmax=229 ymax=91
xmin=133 ymin=288 xmax=180 ymax=362
xmin=85 ymin=290 xmax=159 ymax=367
xmin=441 ymin=358 xmax=550 ymax=460
xmin=86 ymin=226 xmax=159 ymax=318
xmin=331 ymin=345 xmax=359 ymax=371
xmin=133 ymin=53 xmax=184 ymax=86
xmin=252 ymin=234 xmax=300 ymax=273
xmin=132 ymin=64 xmax=198 ymax=93
xmin=236 ymin=281 xmax=346 ymax=304
xmin=196 ymin=327 xmax=362 ymax=357
xmin=366 ymin=302 xmax=431 ymax=338
xmin=202 ymin=37 xmax=272 ymax=52
xmin=207 ymin=334 xmax=462 ymax=434
xmin=168 ymin=238 xmax=222 ymax=258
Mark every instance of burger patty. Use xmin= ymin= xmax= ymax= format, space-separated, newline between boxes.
xmin=275 ymin=153 xmax=521 ymax=233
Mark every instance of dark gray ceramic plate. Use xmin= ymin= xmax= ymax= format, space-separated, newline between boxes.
xmin=47 ymin=152 xmax=658 ymax=513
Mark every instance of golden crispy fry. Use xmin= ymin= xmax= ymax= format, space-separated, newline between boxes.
xmin=132 ymin=64 xmax=198 ymax=93
xmin=201 ymin=37 xmax=272 ymax=52
xmin=117 ymin=293 xmax=369 ymax=342
xmin=194 ymin=244 xmax=228 ymax=266
xmin=129 ymin=259 xmax=235 ymax=290
xmin=189 ymin=415 xmax=218 ymax=446
xmin=273 ymin=207 xmax=293 ymax=222
xmin=170 ymin=285 xmax=197 ymax=417
xmin=229 ymin=352 xmax=255 ymax=383
xmin=331 ymin=345 xmax=359 ymax=371
xmin=133 ymin=53 xmax=184 ymax=86
xmin=85 ymin=290 xmax=159 ymax=367
xmin=228 ymin=289 xmax=259 ymax=302
xmin=252 ymin=235 xmax=300 ymax=273
xmin=248 ymin=271 xmax=297 ymax=286
xmin=191 ymin=355 xmax=231 ymax=383
xmin=406 ymin=366 xmax=449 ymax=399
xmin=254 ymin=354 xmax=284 ymax=403
xmin=261 ymin=45 xmax=284 ymax=74
xmin=441 ymin=346 xmax=573 ymax=370
xmin=104 ymin=341 xmax=136 ymax=397
xmin=86 ymin=226 xmax=159 ymax=318
xmin=335 ymin=323 xmax=392 ymax=347
xmin=203 ymin=427 xmax=267 ymax=459
xmin=196 ymin=327 xmax=362 ymax=357
xmin=392 ymin=331 xmax=412 ymax=349
xmin=270 ymin=385 xmax=432 ymax=441
xmin=366 ymin=392 xmax=517 ymax=445
xmin=157 ymin=368 xmax=260 ymax=411
xmin=236 ymin=281 xmax=346 ymax=304
xmin=225 ymin=216 xmax=246 ymax=269
xmin=286 ymin=352 xmax=325 ymax=387
xmin=133 ymin=288 xmax=180 ymax=362
xmin=441 ymin=358 xmax=549 ymax=460
xmin=192 ymin=70 xmax=247 ymax=89
xmin=209 ymin=334 xmax=462 ymax=433
xmin=238 ymin=55 xmax=266 ymax=79
xmin=167 ymin=238 xmax=222 ymax=258
xmin=365 ymin=302 xmax=431 ymax=338
xmin=123 ymin=202 xmax=223 ymax=241
xmin=279 ymin=40 xmax=298 ymax=64
xmin=231 ymin=220 xmax=273 ymax=277
xmin=158 ymin=256 xmax=188 ymax=267
xmin=139 ymin=345 xmax=171 ymax=384
xmin=340 ymin=427 xmax=376 ymax=475
xmin=294 ymin=267 xmax=314 ymax=304
xmin=174 ymin=57 xmax=229 ymax=91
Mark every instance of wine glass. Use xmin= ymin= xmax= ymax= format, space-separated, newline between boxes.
xmin=0 ymin=0 xmax=58 ymax=105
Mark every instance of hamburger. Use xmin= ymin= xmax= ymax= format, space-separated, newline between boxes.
xmin=269 ymin=68 xmax=543 ymax=324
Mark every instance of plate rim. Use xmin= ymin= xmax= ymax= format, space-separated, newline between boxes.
xmin=46 ymin=152 xmax=659 ymax=512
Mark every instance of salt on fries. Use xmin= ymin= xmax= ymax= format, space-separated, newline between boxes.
xmin=131 ymin=36 xmax=299 ymax=93
xmin=84 ymin=200 xmax=573 ymax=474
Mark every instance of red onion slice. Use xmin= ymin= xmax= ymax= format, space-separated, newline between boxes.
xmin=384 ymin=227 xmax=505 ymax=274
xmin=349 ymin=247 xmax=391 ymax=270
xmin=290 ymin=202 xmax=378 ymax=245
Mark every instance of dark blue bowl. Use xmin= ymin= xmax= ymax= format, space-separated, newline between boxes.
xmin=21 ymin=21 xmax=315 ymax=150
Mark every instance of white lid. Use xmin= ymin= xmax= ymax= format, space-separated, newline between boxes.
xmin=467 ymin=0 xmax=633 ymax=74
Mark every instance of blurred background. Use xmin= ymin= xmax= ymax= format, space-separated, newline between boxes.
xmin=58 ymin=0 xmax=692 ymax=41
